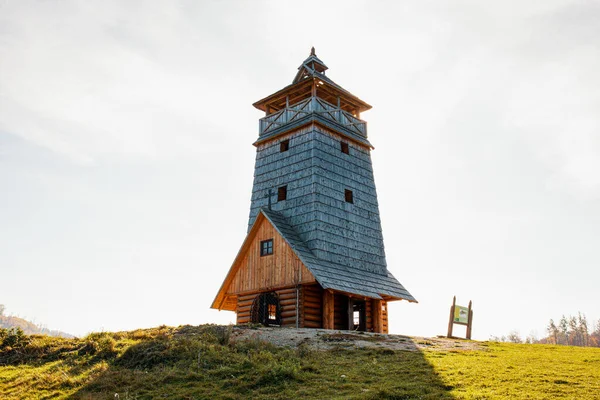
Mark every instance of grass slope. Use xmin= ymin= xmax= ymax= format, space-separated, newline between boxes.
xmin=1 ymin=325 xmax=599 ymax=399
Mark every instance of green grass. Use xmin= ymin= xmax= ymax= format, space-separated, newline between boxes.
xmin=1 ymin=325 xmax=599 ymax=399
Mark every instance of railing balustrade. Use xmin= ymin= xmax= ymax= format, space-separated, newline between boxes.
xmin=259 ymin=97 xmax=367 ymax=137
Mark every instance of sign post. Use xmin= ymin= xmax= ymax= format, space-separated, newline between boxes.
xmin=447 ymin=296 xmax=473 ymax=339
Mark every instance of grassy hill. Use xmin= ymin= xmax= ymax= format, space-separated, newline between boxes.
xmin=1 ymin=324 xmax=599 ymax=399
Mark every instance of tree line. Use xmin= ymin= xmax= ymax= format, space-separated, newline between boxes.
xmin=545 ymin=313 xmax=600 ymax=347
xmin=491 ymin=313 xmax=600 ymax=347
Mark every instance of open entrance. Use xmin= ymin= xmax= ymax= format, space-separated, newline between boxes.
xmin=349 ymin=298 xmax=366 ymax=331
xmin=250 ymin=292 xmax=281 ymax=326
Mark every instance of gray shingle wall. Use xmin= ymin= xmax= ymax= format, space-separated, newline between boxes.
xmin=248 ymin=127 xmax=319 ymax=244
xmin=248 ymin=124 xmax=388 ymax=277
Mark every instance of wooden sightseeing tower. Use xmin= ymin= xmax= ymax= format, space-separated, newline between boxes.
xmin=212 ymin=48 xmax=416 ymax=333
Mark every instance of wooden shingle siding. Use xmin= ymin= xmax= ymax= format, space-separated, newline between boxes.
xmin=248 ymin=124 xmax=389 ymax=278
xmin=248 ymin=127 xmax=318 ymax=232
xmin=313 ymin=131 xmax=375 ymax=171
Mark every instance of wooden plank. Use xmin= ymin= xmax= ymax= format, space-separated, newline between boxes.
xmin=304 ymin=320 xmax=321 ymax=328
xmin=304 ymin=304 xmax=321 ymax=312
xmin=277 ymin=288 xmax=297 ymax=296
xmin=280 ymin=298 xmax=297 ymax=307
xmin=278 ymin=294 xmax=297 ymax=302
xmin=221 ymin=214 xmax=316 ymax=301
xmin=238 ymin=293 xmax=258 ymax=302
xmin=303 ymin=300 xmax=321 ymax=309
xmin=372 ymin=299 xmax=383 ymax=333
xmin=304 ymin=298 xmax=321 ymax=306
xmin=282 ymin=316 xmax=297 ymax=325
xmin=322 ymin=290 xmax=334 ymax=330
xmin=281 ymin=310 xmax=297 ymax=318
xmin=304 ymin=313 xmax=322 ymax=322
xmin=237 ymin=306 xmax=252 ymax=314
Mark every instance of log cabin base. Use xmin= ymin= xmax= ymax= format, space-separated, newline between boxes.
xmin=235 ymin=284 xmax=389 ymax=333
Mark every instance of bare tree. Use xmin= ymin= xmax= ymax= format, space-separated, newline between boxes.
xmin=547 ymin=319 xmax=558 ymax=344
xmin=506 ymin=331 xmax=523 ymax=343
xmin=578 ymin=313 xmax=589 ymax=347
xmin=559 ymin=316 xmax=569 ymax=345
xmin=525 ymin=331 xmax=538 ymax=344
xmin=569 ymin=316 xmax=579 ymax=346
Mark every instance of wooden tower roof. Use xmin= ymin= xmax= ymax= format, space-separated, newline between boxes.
xmin=252 ymin=48 xmax=372 ymax=116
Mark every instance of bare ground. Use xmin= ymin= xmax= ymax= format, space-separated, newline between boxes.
xmin=230 ymin=326 xmax=483 ymax=352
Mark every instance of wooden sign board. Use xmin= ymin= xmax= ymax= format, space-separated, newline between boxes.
xmin=454 ymin=306 xmax=469 ymax=324
xmin=447 ymin=296 xmax=473 ymax=339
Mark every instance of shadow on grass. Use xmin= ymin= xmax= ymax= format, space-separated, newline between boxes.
xmin=1 ymin=326 xmax=456 ymax=399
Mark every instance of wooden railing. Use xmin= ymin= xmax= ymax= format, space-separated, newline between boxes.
xmin=259 ymin=97 xmax=367 ymax=137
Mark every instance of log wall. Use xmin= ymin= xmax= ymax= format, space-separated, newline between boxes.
xmin=301 ymin=284 xmax=323 ymax=329
xmin=235 ymin=284 xmax=389 ymax=333
xmin=236 ymin=287 xmax=301 ymax=326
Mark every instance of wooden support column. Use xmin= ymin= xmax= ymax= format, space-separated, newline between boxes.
xmin=466 ymin=300 xmax=473 ymax=340
xmin=322 ymin=289 xmax=335 ymax=330
xmin=447 ymin=296 xmax=456 ymax=338
xmin=372 ymin=299 xmax=383 ymax=333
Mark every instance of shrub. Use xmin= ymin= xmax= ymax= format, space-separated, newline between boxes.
xmin=0 ymin=327 xmax=30 ymax=349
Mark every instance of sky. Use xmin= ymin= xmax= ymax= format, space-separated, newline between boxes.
xmin=1 ymin=0 xmax=599 ymax=340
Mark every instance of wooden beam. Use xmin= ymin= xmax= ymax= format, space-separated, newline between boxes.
xmin=466 ymin=300 xmax=473 ymax=340
xmin=322 ymin=289 xmax=334 ymax=330
xmin=372 ymin=299 xmax=383 ymax=333
xmin=447 ymin=296 xmax=456 ymax=338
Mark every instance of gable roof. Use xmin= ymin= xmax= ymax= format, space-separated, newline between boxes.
xmin=212 ymin=208 xmax=416 ymax=310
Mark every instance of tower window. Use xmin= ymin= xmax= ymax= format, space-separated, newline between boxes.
xmin=260 ymin=239 xmax=273 ymax=256
xmin=278 ymin=185 xmax=287 ymax=201
xmin=345 ymin=189 xmax=354 ymax=204
xmin=340 ymin=142 xmax=349 ymax=154
xmin=280 ymin=140 xmax=289 ymax=152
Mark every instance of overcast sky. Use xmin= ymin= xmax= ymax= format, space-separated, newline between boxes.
xmin=1 ymin=0 xmax=599 ymax=340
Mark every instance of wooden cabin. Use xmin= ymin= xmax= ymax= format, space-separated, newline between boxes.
xmin=211 ymin=48 xmax=416 ymax=333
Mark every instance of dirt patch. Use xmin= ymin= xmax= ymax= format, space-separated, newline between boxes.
xmin=230 ymin=326 xmax=483 ymax=352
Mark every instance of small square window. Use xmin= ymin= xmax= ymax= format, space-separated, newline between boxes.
xmin=280 ymin=140 xmax=289 ymax=152
xmin=340 ymin=142 xmax=349 ymax=154
xmin=278 ymin=185 xmax=287 ymax=201
xmin=260 ymin=239 xmax=273 ymax=256
xmin=345 ymin=189 xmax=354 ymax=204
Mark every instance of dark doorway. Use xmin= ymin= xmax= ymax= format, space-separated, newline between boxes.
xmin=348 ymin=298 xmax=366 ymax=331
xmin=250 ymin=292 xmax=281 ymax=326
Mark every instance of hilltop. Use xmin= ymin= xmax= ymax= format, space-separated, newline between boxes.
xmin=0 ymin=315 xmax=73 ymax=338
xmin=1 ymin=324 xmax=599 ymax=399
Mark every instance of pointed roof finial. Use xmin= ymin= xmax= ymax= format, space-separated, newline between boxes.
xmin=310 ymin=46 xmax=316 ymax=56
